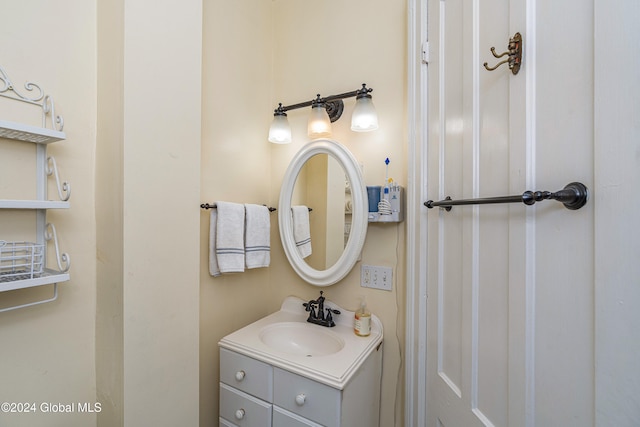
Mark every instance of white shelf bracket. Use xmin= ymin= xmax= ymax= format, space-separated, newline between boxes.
xmin=45 ymin=223 xmax=70 ymax=273
xmin=46 ymin=156 xmax=71 ymax=201
xmin=0 ymin=65 xmax=64 ymax=132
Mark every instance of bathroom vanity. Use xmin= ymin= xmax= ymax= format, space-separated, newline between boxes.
xmin=218 ymin=296 xmax=383 ymax=427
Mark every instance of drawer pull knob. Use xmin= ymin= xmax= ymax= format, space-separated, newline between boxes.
xmin=235 ymin=409 xmax=245 ymax=420
xmin=235 ymin=370 xmax=246 ymax=382
xmin=295 ymin=393 xmax=306 ymax=406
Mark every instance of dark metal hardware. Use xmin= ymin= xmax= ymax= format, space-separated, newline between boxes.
xmin=424 ymin=182 xmax=588 ymax=211
xmin=273 ymin=84 xmax=373 ymax=122
xmin=303 ymin=291 xmax=340 ymax=327
xmin=483 ymin=32 xmax=523 ymax=75
xmin=200 ymin=203 xmax=276 ymax=212
xmin=200 ymin=204 xmax=311 ymax=213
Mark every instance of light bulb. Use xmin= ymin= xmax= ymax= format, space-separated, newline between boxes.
xmin=268 ymin=113 xmax=292 ymax=144
xmin=307 ymin=104 xmax=332 ymax=139
xmin=351 ymin=95 xmax=379 ymax=132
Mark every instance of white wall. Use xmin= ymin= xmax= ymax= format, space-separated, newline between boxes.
xmin=120 ymin=0 xmax=202 ymax=425
xmin=594 ymin=1 xmax=640 ymax=425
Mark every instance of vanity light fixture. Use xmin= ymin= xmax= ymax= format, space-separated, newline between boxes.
xmin=268 ymin=83 xmax=378 ymax=143
xmin=268 ymin=108 xmax=292 ymax=144
xmin=307 ymin=97 xmax=332 ymax=139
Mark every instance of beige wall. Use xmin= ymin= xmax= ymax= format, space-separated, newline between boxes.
xmin=1 ymin=1 xmax=406 ymax=426
xmin=98 ymin=0 xmax=202 ymax=426
xmin=270 ymin=3 xmax=407 ymax=426
xmin=200 ymin=1 xmax=276 ymax=424
xmin=201 ymin=1 xmax=407 ymax=426
xmin=0 ymin=2 xmax=98 ymax=427
xmin=96 ymin=0 xmax=124 ymax=424
xmin=2 ymin=0 xmax=202 ymax=426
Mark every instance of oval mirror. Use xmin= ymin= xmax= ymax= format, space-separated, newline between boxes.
xmin=292 ymin=153 xmax=349 ymax=271
xmin=278 ymin=139 xmax=368 ymax=286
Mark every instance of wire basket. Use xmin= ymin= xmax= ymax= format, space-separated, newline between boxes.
xmin=0 ymin=240 xmax=45 ymax=281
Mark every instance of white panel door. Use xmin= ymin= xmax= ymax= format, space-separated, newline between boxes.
xmin=424 ymin=0 xmax=595 ymax=426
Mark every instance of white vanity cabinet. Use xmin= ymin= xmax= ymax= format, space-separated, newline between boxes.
xmin=218 ymin=296 xmax=384 ymax=427
xmin=219 ymin=345 xmax=382 ymax=427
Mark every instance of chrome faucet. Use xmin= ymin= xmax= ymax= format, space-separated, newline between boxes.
xmin=303 ymin=291 xmax=341 ymax=327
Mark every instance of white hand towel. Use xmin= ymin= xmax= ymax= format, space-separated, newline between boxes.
xmin=244 ymin=204 xmax=270 ymax=269
xmin=216 ymin=201 xmax=245 ymax=273
xmin=208 ymin=209 xmax=221 ymax=277
xmin=291 ymin=205 xmax=312 ymax=259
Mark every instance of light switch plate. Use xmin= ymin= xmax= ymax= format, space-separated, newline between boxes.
xmin=361 ymin=265 xmax=393 ymax=291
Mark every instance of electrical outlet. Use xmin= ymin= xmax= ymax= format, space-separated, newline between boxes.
xmin=362 ymin=265 xmax=371 ymax=285
xmin=361 ymin=265 xmax=393 ymax=291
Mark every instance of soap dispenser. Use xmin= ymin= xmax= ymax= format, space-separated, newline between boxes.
xmin=354 ymin=297 xmax=371 ymax=337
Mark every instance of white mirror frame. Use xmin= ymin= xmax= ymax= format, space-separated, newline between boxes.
xmin=278 ymin=139 xmax=368 ymax=286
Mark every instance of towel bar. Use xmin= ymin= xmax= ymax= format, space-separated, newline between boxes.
xmin=200 ymin=203 xmax=277 ymax=212
xmin=424 ymin=182 xmax=588 ymax=211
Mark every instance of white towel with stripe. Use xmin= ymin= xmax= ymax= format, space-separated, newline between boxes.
xmin=208 ymin=209 xmax=221 ymax=277
xmin=215 ymin=201 xmax=245 ymax=273
xmin=291 ymin=205 xmax=312 ymax=259
xmin=244 ymin=204 xmax=270 ymax=269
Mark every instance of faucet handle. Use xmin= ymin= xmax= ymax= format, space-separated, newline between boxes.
xmin=303 ymin=301 xmax=317 ymax=319
xmin=325 ymin=308 xmax=340 ymax=325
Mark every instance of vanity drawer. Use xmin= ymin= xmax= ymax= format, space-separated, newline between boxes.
xmin=219 ymin=417 xmax=236 ymax=427
xmin=220 ymin=348 xmax=273 ymax=401
xmin=273 ymin=367 xmax=341 ymax=427
xmin=273 ymin=406 xmax=323 ymax=427
xmin=220 ymin=383 xmax=272 ymax=427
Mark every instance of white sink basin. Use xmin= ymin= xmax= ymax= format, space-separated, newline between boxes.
xmin=219 ymin=296 xmax=383 ymax=389
xmin=259 ymin=322 xmax=345 ymax=357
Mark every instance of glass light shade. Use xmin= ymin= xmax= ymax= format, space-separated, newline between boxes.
xmin=351 ymin=96 xmax=379 ymax=132
xmin=268 ymin=114 xmax=292 ymax=144
xmin=307 ymin=105 xmax=332 ymax=139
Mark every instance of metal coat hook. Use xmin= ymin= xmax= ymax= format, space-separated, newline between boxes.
xmin=483 ymin=32 xmax=522 ymax=75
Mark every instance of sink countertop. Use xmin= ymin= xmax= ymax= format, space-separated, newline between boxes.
xmin=218 ymin=295 xmax=384 ymax=390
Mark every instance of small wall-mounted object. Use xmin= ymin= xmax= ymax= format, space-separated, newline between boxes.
xmin=483 ymin=32 xmax=523 ymax=75
xmin=368 ymin=185 xmax=405 ymax=222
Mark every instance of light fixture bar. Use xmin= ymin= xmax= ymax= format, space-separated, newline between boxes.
xmin=268 ymin=83 xmax=377 ymax=143
xmin=274 ymin=84 xmax=373 ymax=121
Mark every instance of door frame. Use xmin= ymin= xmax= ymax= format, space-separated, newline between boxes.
xmin=406 ymin=0 xmax=552 ymax=423
xmin=405 ymin=0 xmax=429 ymax=425
xmin=407 ymin=1 xmax=640 ymax=425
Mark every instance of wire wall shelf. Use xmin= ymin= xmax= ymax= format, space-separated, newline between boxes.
xmin=0 ymin=65 xmax=65 ymax=144
xmin=0 ymin=65 xmax=71 ymax=313
xmin=0 ymin=241 xmax=44 ymax=279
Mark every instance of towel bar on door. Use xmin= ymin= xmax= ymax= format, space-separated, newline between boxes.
xmin=424 ymin=182 xmax=588 ymax=211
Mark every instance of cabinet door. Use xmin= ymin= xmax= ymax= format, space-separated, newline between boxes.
xmin=219 ymin=417 xmax=237 ymax=427
xmin=273 ymin=406 xmax=323 ymax=427
xmin=273 ymin=367 xmax=341 ymax=427
xmin=220 ymin=348 xmax=273 ymax=402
